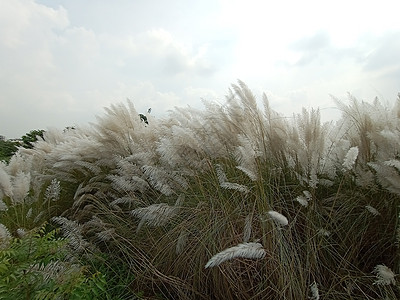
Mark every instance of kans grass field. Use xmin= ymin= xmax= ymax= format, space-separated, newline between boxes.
xmin=1 ymin=82 xmax=400 ymax=299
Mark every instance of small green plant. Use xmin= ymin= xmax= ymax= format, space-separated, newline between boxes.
xmin=0 ymin=225 xmax=110 ymax=300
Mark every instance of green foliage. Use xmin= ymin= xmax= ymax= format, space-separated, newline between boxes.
xmin=0 ymin=226 xmax=110 ymax=300
xmin=0 ymin=129 xmax=45 ymax=163
xmin=83 ymin=253 xmax=138 ymax=300
xmin=0 ymin=140 xmax=18 ymax=163
xmin=21 ymin=129 xmax=44 ymax=149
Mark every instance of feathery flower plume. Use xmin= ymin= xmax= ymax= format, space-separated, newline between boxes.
xmin=31 ymin=261 xmax=81 ymax=282
xmin=110 ymin=196 xmax=136 ymax=208
xmin=11 ymin=171 xmax=31 ymax=204
xmin=176 ymin=230 xmax=188 ymax=254
xmin=365 ymin=205 xmax=380 ymax=216
xmin=0 ymin=223 xmax=11 ymax=249
xmin=317 ymin=228 xmax=331 ymax=237
xmin=296 ymin=195 xmax=308 ymax=207
xmin=215 ymin=164 xmax=250 ymax=193
xmin=174 ymin=194 xmax=185 ymax=206
xmin=296 ymin=190 xmax=312 ymax=207
xmin=33 ymin=211 xmax=45 ymax=225
xmin=131 ymin=202 xmax=179 ymax=232
xmin=236 ymin=166 xmax=257 ymax=181
xmin=267 ymin=210 xmax=289 ymax=227
xmin=308 ymin=173 xmax=319 ymax=189
xmin=384 ymin=159 xmax=400 ymax=172
xmin=44 ymin=178 xmax=61 ymax=202
xmin=16 ymin=228 xmax=27 ymax=238
xmin=243 ymin=214 xmax=253 ymax=242
xmin=342 ymin=146 xmax=359 ymax=171
xmin=309 ymin=281 xmax=320 ymax=300
xmin=318 ymin=178 xmax=334 ymax=187
xmin=215 ymin=164 xmax=227 ymax=184
xmin=303 ymin=190 xmax=312 ymax=200
xmin=372 ymin=264 xmax=396 ymax=285
xmin=0 ymin=199 xmax=8 ymax=211
xmin=220 ymin=182 xmax=249 ymax=194
xmin=26 ymin=207 xmax=33 ymax=219
xmin=141 ymin=165 xmax=187 ymax=196
xmin=0 ymin=167 xmax=13 ymax=198
xmin=52 ymin=216 xmax=90 ymax=252
xmin=96 ymin=228 xmax=116 ymax=242
xmin=205 ymin=242 xmax=266 ymax=268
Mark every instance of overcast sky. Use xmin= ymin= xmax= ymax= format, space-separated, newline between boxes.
xmin=1 ymin=0 xmax=400 ymax=138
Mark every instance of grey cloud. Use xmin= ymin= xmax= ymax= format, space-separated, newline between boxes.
xmin=287 ymin=30 xmax=400 ymax=75
xmin=290 ymin=30 xmax=400 ymax=76
xmin=289 ymin=31 xmax=331 ymax=66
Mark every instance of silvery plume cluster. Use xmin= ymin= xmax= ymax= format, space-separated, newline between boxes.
xmin=1 ymin=81 xmax=399 ymax=299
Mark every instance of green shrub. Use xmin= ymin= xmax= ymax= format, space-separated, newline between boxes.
xmin=0 ymin=226 xmax=109 ymax=300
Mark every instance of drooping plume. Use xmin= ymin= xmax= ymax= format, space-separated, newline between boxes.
xmin=205 ymin=242 xmax=266 ymax=268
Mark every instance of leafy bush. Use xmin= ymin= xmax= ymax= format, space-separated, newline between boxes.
xmin=0 ymin=140 xmax=18 ymax=163
xmin=0 ymin=225 xmax=109 ymax=300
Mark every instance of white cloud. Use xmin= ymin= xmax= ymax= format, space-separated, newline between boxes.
xmin=1 ymin=0 xmax=400 ymax=138
xmin=0 ymin=1 xmax=221 ymax=138
xmin=0 ymin=0 xmax=68 ymax=48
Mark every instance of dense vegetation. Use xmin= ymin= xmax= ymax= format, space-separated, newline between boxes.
xmin=0 ymin=130 xmax=45 ymax=163
xmin=0 ymin=140 xmax=18 ymax=163
xmin=1 ymin=81 xmax=400 ymax=299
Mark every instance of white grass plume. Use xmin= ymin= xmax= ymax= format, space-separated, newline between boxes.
xmin=44 ymin=178 xmax=61 ymax=202
xmin=243 ymin=213 xmax=253 ymax=242
xmin=26 ymin=207 xmax=33 ymax=219
xmin=31 ymin=260 xmax=82 ymax=283
xmin=107 ymin=174 xmax=150 ymax=194
xmin=296 ymin=190 xmax=312 ymax=207
xmin=317 ymin=228 xmax=331 ymax=237
xmin=96 ymin=228 xmax=116 ymax=242
xmin=220 ymin=182 xmax=249 ymax=194
xmin=236 ymin=166 xmax=257 ymax=181
xmin=176 ymin=230 xmax=189 ymax=255
xmin=0 ymin=223 xmax=11 ymax=249
xmin=132 ymin=203 xmax=177 ymax=225
xmin=384 ymin=159 xmax=400 ymax=171
xmin=141 ymin=165 xmax=188 ymax=196
xmin=309 ymin=281 xmax=320 ymax=300
xmin=110 ymin=196 xmax=137 ymax=208
xmin=215 ymin=164 xmax=227 ymax=184
xmin=303 ymin=190 xmax=312 ymax=200
xmin=342 ymin=146 xmax=359 ymax=171
xmin=205 ymin=242 xmax=266 ymax=268
xmin=16 ymin=228 xmax=27 ymax=238
xmin=267 ymin=210 xmax=288 ymax=227
xmin=0 ymin=200 xmax=8 ymax=212
xmin=0 ymin=166 xmax=13 ymax=198
xmin=215 ymin=164 xmax=250 ymax=193
xmin=52 ymin=216 xmax=90 ymax=252
xmin=11 ymin=171 xmax=31 ymax=204
xmin=131 ymin=200 xmax=180 ymax=232
xmin=295 ymin=195 xmax=308 ymax=207
xmin=365 ymin=205 xmax=380 ymax=216
xmin=372 ymin=264 xmax=396 ymax=285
